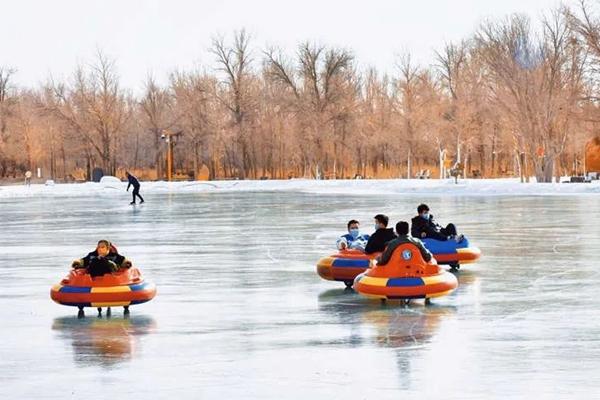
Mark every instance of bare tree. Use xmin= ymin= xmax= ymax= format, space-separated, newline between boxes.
xmin=0 ymin=67 xmax=17 ymax=155
xmin=44 ymin=51 xmax=128 ymax=176
xmin=395 ymin=53 xmax=428 ymax=178
xmin=211 ymin=29 xmax=255 ymax=178
xmin=171 ymin=71 xmax=218 ymax=179
xmin=265 ymin=42 xmax=353 ymax=177
xmin=476 ymin=12 xmax=585 ymax=182
xmin=436 ymin=41 xmax=493 ymax=178
xmin=140 ymin=74 xmax=172 ymax=178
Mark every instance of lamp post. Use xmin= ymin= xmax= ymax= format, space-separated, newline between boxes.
xmin=161 ymin=130 xmax=182 ymax=181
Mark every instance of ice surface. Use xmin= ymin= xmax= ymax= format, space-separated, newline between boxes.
xmin=1 ymin=185 xmax=599 ymax=399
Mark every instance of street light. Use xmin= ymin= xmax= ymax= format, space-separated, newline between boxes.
xmin=161 ymin=129 xmax=183 ymax=181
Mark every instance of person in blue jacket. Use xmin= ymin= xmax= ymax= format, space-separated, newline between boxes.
xmin=126 ymin=172 xmax=144 ymax=205
xmin=336 ymin=219 xmax=370 ymax=252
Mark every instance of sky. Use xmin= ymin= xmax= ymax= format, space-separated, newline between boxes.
xmin=0 ymin=0 xmax=564 ymax=93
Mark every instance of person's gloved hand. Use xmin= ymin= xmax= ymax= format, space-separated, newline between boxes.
xmin=71 ymin=259 xmax=83 ymax=268
xmin=107 ymin=260 xmax=118 ymax=272
xmin=122 ymin=260 xmax=132 ymax=268
xmin=337 ymin=238 xmax=349 ymax=250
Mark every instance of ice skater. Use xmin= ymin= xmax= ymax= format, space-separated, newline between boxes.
xmin=126 ymin=171 xmax=144 ymax=205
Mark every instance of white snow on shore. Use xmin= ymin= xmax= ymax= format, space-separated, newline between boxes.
xmin=1 ymin=177 xmax=600 ymax=198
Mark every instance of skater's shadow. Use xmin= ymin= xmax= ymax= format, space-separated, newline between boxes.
xmin=130 ymin=205 xmax=143 ymax=215
xmin=52 ymin=315 xmax=156 ymax=368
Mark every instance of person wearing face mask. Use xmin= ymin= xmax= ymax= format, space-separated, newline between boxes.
xmin=365 ymin=214 xmax=397 ymax=254
xmin=71 ymin=240 xmax=132 ymax=277
xmin=410 ymin=203 xmax=463 ymax=242
xmin=336 ymin=220 xmax=370 ymax=251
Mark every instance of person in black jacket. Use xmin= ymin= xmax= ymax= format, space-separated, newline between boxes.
xmin=365 ymin=214 xmax=397 ymax=254
xmin=410 ymin=203 xmax=463 ymax=242
xmin=72 ymin=240 xmax=131 ymax=277
xmin=377 ymin=221 xmax=432 ymax=265
xmin=126 ymin=171 xmax=144 ymax=205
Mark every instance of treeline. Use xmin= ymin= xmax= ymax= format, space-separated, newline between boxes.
xmin=2 ymin=3 xmax=600 ymax=182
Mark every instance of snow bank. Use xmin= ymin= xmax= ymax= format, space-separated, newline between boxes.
xmin=99 ymin=176 xmax=125 ymax=191
xmin=1 ymin=177 xmax=600 ymax=199
xmin=99 ymin=176 xmax=122 ymax=185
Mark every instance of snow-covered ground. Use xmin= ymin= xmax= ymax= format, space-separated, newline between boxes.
xmin=2 ymin=177 xmax=600 ymax=199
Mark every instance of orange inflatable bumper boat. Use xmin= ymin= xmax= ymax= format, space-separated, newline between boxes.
xmin=50 ymin=267 xmax=156 ymax=312
xmin=316 ymin=250 xmax=379 ymax=288
xmin=353 ymin=243 xmax=458 ymax=302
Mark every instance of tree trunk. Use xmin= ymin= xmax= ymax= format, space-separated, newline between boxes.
xmin=61 ymin=145 xmax=67 ymax=180
xmin=86 ymin=154 xmax=91 ymax=181
xmin=439 ymin=149 xmax=445 ymax=179
xmin=407 ymin=148 xmax=412 ymax=179
xmin=193 ymin=140 xmax=199 ymax=180
xmin=155 ymin=129 xmax=162 ymax=180
xmin=210 ymin=157 xmax=216 ymax=180
xmin=133 ymin=131 xmax=140 ymax=170
xmin=50 ymin=140 xmax=56 ymax=180
xmin=533 ymin=154 xmax=554 ymax=183
xmin=519 ymin=152 xmax=525 ymax=183
xmin=543 ymin=155 xmax=554 ymax=183
xmin=478 ymin=145 xmax=485 ymax=177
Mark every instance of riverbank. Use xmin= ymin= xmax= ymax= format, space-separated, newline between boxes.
xmin=2 ymin=177 xmax=600 ymax=199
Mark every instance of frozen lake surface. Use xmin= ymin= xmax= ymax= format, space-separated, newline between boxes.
xmin=1 ymin=185 xmax=600 ymax=399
